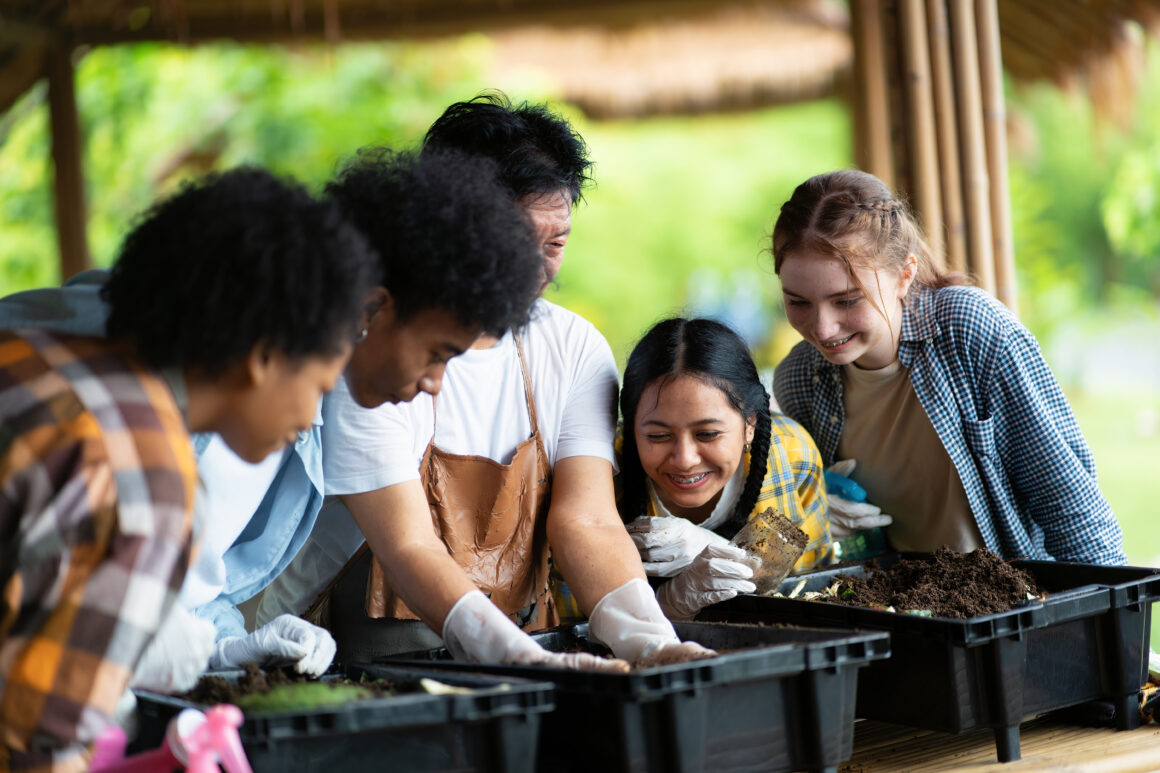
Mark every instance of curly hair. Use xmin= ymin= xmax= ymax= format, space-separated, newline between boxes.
xmin=104 ymin=166 xmax=376 ymax=378
xmin=325 ymin=147 xmax=542 ymax=336
xmin=619 ymin=318 xmax=772 ymax=539
xmin=422 ymin=91 xmax=593 ymax=205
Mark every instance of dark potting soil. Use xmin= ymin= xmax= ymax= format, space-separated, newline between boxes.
xmin=180 ymin=663 xmax=396 ymax=710
xmin=829 ymin=547 xmax=1041 ymax=619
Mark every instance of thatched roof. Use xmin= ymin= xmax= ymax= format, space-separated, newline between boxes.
xmin=0 ymin=1 xmax=1157 ymax=120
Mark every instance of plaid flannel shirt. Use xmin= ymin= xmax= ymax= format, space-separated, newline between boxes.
xmin=0 ymin=331 xmax=196 ymax=772
xmin=774 ymin=285 xmax=1126 ymax=566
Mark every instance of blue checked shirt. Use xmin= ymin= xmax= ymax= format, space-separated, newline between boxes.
xmin=774 ymin=285 xmax=1125 ymax=566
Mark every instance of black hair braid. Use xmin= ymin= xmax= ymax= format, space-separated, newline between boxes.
xmin=617 ymin=428 xmax=649 ymax=524
xmin=718 ymin=389 xmax=773 ymax=540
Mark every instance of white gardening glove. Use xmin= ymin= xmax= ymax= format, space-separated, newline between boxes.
xmin=825 ymin=460 xmax=893 ymax=539
xmin=443 ymin=590 xmax=630 ymax=673
xmin=656 ymin=543 xmax=762 ymax=621
xmin=209 ymin=614 xmax=336 ymax=676
xmin=624 ymin=515 xmax=732 ymax=577
xmin=589 ymin=578 xmax=717 ymax=668
xmin=130 ymin=604 xmax=217 ymax=693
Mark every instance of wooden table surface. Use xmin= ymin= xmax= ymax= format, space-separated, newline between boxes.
xmin=840 ymin=716 xmax=1160 ymax=772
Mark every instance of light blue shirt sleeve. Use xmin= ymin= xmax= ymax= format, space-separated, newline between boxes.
xmin=198 ymin=408 xmax=327 ymax=639
xmin=0 ymin=269 xmax=111 ymax=334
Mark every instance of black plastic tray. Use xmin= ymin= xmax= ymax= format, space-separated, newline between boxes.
xmin=699 ymin=553 xmax=1160 ymax=762
xmin=391 ymin=620 xmax=890 ymax=773
xmin=132 ymin=663 xmax=555 ymax=772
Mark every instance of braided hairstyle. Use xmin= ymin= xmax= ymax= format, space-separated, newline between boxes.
xmin=771 ymin=169 xmax=971 ymax=304
xmin=619 ymin=318 xmax=772 ymax=539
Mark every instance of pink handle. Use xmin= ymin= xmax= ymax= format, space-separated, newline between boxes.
xmin=90 ymin=703 xmax=251 ymax=773
xmin=90 ymin=723 xmax=181 ymax=773
xmin=183 ymin=704 xmax=252 ymax=773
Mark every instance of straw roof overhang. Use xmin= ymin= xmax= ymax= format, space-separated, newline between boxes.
xmin=1 ymin=1 xmax=1158 ymax=121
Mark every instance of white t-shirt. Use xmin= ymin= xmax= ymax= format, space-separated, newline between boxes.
xmin=178 ymin=436 xmax=285 ymax=609
xmin=322 ymin=299 xmax=618 ymax=493
xmin=255 ymin=299 xmax=619 ymax=622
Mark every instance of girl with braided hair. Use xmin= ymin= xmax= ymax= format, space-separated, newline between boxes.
xmin=616 ymin=317 xmax=835 ymax=621
xmin=772 ymin=169 xmax=1125 ymax=565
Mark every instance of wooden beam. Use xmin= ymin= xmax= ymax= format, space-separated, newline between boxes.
xmin=926 ymin=0 xmax=965 ymax=274
xmin=850 ymin=0 xmax=894 ymax=187
xmin=65 ymin=0 xmax=749 ymax=46
xmin=977 ymin=0 xmax=1016 ymax=312
xmin=47 ymin=44 xmax=90 ymax=282
xmin=948 ymin=0 xmax=994 ymax=295
xmin=898 ymin=0 xmax=942 ymax=264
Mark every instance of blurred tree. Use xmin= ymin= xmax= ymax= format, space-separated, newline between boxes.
xmin=0 ymin=39 xmax=492 ymax=294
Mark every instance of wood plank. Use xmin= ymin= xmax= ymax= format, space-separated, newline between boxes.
xmin=841 ymin=717 xmax=1160 ymax=772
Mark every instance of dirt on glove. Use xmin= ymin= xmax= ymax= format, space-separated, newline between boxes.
xmin=829 ymin=547 xmax=1041 ymax=618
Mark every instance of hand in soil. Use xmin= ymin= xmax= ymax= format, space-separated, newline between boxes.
xmin=635 ymin=640 xmax=717 ymax=668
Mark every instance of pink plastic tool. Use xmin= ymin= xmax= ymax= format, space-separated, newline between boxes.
xmin=91 ymin=704 xmax=252 ymax=773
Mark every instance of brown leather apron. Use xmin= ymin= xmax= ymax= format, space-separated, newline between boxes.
xmin=307 ymin=335 xmax=558 ymax=661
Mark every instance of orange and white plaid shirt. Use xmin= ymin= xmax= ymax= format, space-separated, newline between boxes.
xmin=0 ymin=330 xmax=196 ymax=773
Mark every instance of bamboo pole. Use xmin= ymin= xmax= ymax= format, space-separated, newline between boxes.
xmin=948 ymin=0 xmax=995 ymax=295
xmin=925 ymin=0 xmax=963 ymax=273
xmin=850 ymin=0 xmax=894 ymax=188
xmin=976 ymin=0 xmax=1017 ymax=312
xmin=898 ymin=0 xmax=943 ymax=264
xmin=47 ymin=43 xmax=90 ymax=282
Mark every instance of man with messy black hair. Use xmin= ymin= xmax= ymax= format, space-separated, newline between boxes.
xmin=0 ymin=150 xmax=543 ymax=700
xmin=0 ymin=167 xmax=375 ymax=772
xmin=260 ymin=93 xmax=713 ymax=671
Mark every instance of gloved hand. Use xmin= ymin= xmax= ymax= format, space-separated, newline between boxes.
xmin=624 ymin=515 xmax=732 ymax=577
xmin=656 ymin=543 xmax=762 ymax=621
xmin=825 ymin=460 xmax=893 ymax=539
xmin=209 ymin=614 xmax=336 ymax=676
xmin=442 ymin=590 xmax=630 ymax=673
xmin=589 ymin=578 xmax=717 ymax=668
xmin=130 ymin=603 xmax=217 ymax=693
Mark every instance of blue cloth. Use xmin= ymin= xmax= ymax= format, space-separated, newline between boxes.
xmin=774 ymin=285 xmax=1126 ymax=566
xmin=0 ymin=271 xmax=327 ymax=639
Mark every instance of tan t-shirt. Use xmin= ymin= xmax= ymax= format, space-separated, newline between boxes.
xmin=838 ymin=359 xmax=983 ymax=553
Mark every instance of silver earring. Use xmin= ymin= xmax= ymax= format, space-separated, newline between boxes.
xmin=355 ymin=328 xmax=369 ymax=343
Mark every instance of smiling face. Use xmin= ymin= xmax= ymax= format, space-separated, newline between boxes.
xmin=778 ymin=249 xmax=916 ymax=370
xmin=343 ymin=289 xmax=481 ymax=408
xmin=633 ymin=374 xmax=756 ymax=524
xmin=216 ymin=346 xmax=350 ymax=463
xmin=520 ymin=191 xmax=572 ymax=295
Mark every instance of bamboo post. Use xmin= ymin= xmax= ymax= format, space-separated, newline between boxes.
xmin=976 ymin=0 xmax=1017 ymax=312
xmin=47 ymin=43 xmax=90 ymax=282
xmin=948 ymin=0 xmax=995 ymax=295
xmin=898 ymin=0 xmax=943 ymax=266
xmin=926 ymin=0 xmax=966 ymax=274
xmin=850 ymin=0 xmax=894 ymax=188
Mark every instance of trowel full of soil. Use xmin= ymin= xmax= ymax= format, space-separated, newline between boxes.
xmin=730 ymin=508 xmax=807 ymax=594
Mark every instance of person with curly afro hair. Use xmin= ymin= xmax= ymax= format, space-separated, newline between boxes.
xmin=0 ymin=167 xmax=376 ymax=771
xmin=0 ymin=148 xmax=545 ymax=721
xmin=259 ymin=92 xmax=716 ymax=673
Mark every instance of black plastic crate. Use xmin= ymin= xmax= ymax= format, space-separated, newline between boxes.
xmin=700 ymin=554 xmax=1160 ymax=762
xmin=391 ymin=620 xmax=890 ymax=773
xmin=132 ymin=663 xmax=555 ymax=772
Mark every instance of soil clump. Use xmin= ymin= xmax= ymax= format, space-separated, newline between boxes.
xmin=830 ymin=547 xmax=1040 ymax=618
xmin=180 ymin=663 xmax=395 ymax=710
